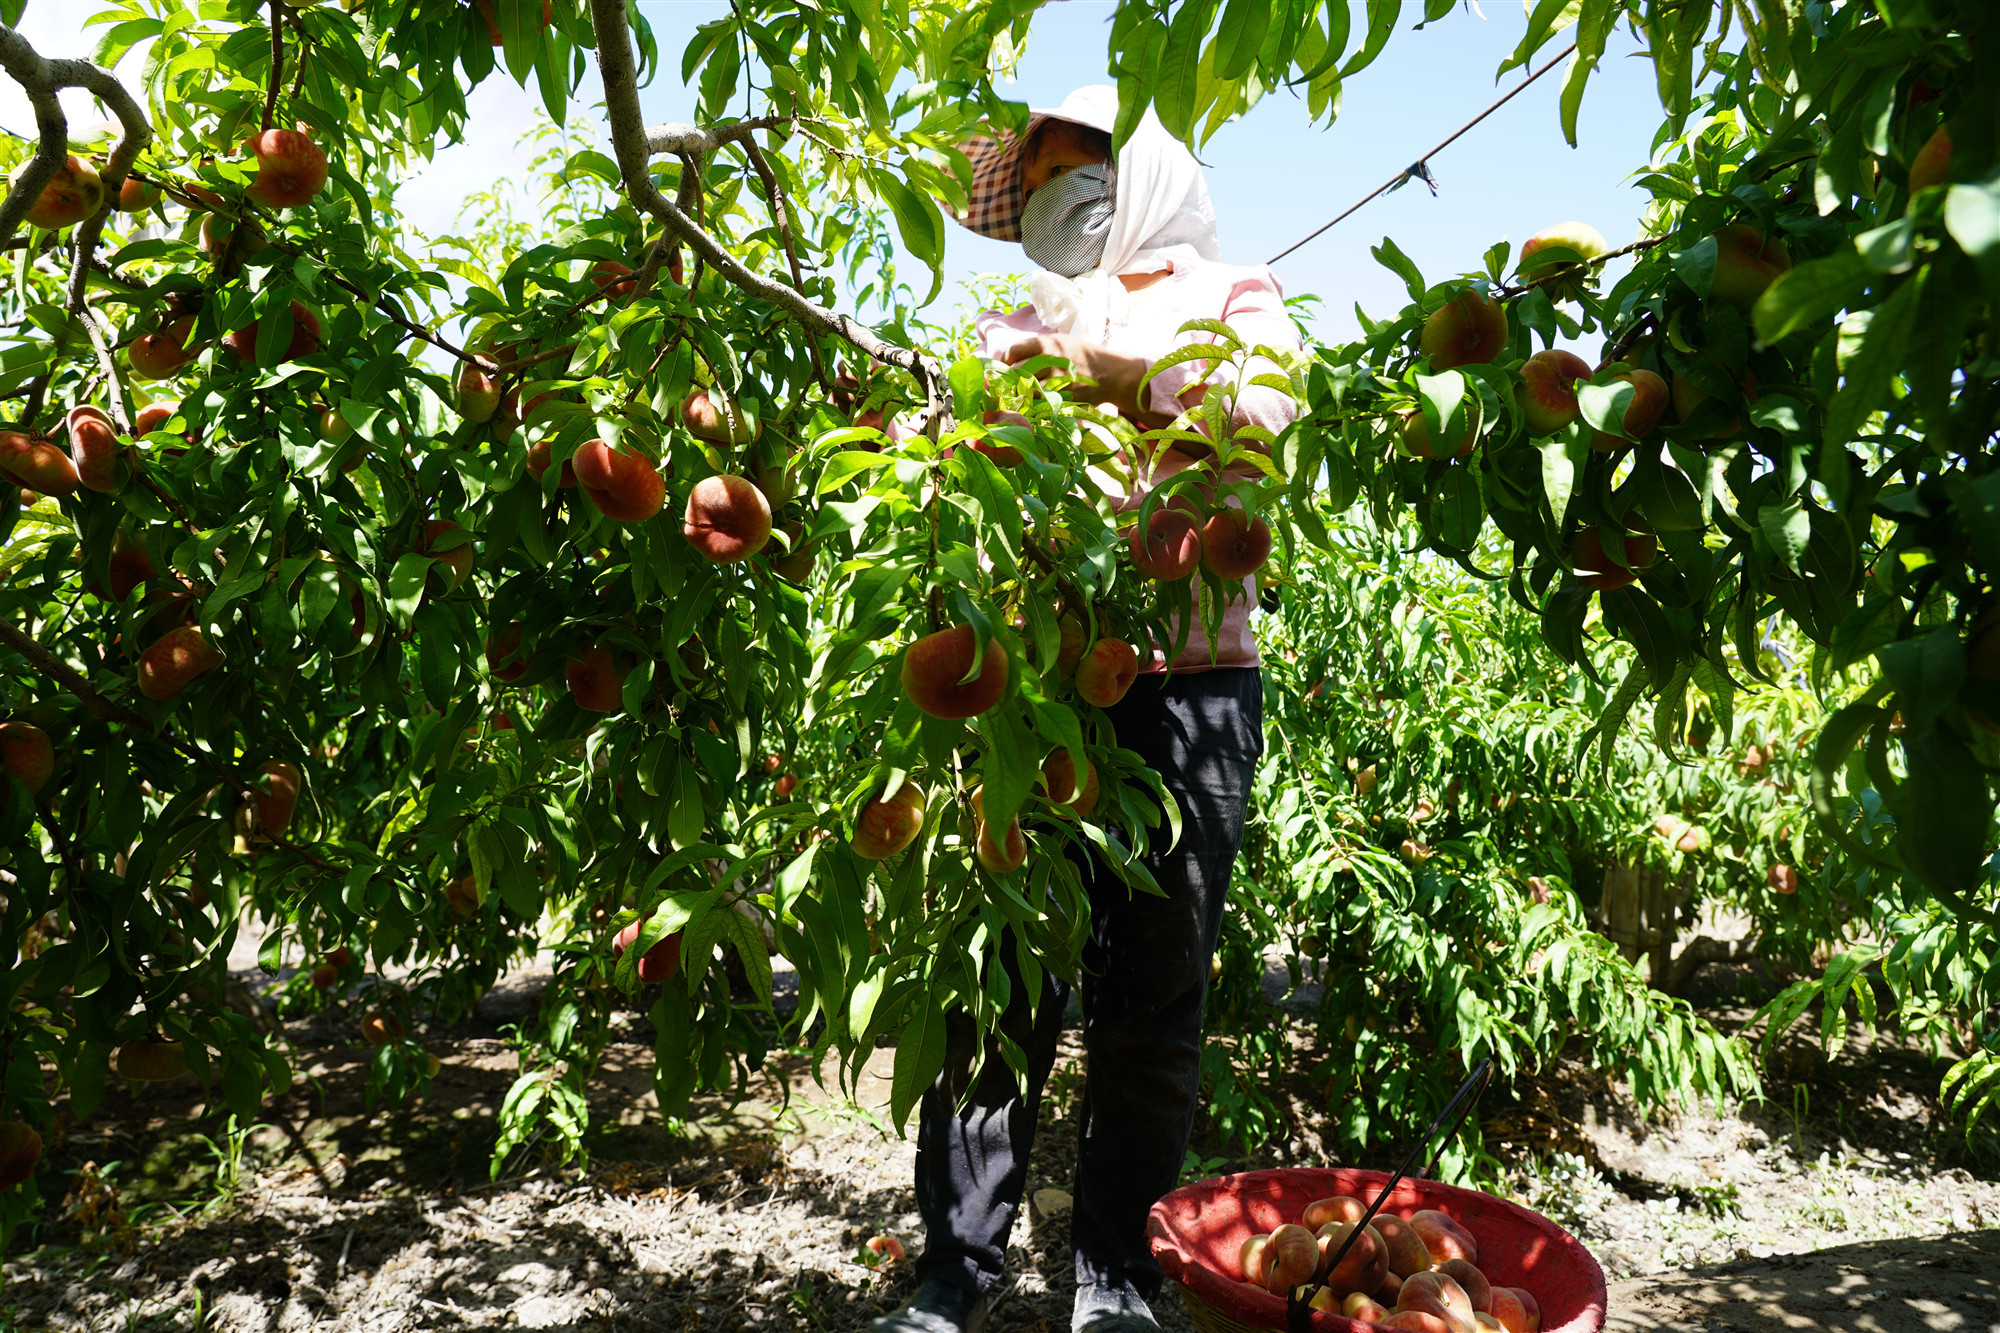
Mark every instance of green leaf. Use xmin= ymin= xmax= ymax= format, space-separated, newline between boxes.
xmin=414 ymin=602 xmax=460 ymax=710
xmin=1944 ymin=170 xmax=2000 ymax=299
xmin=1539 ymin=434 xmax=1580 ymax=526
xmin=1340 ymin=0 xmax=1400 ymax=78
xmin=1213 ymin=0 xmax=1271 ymax=79
xmin=1877 ymin=631 xmax=1964 ymax=732
xmin=1370 ymin=237 xmax=1425 ymax=302
xmin=1753 ymin=248 xmax=1869 ymax=345
xmin=1756 ymin=497 xmax=1810 ymax=576
xmin=1825 ymin=276 xmax=1920 ymax=448
xmin=817 ymin=450 xmax=894 ymax=496
xmin=1155 ymin=0 xmax=1221 ymax=141
xmin=877 ymin=170 xmax=944 ymax=270
xmin=385 ymin=553 xmax=431 ymax=626
xmin=1433 ymin=464 xmax=1484 ymax=551
xmin=890 ymin=984 xmax=950 ymax=1130
xmin=953 ymin=445 xmax=1023 ymax=569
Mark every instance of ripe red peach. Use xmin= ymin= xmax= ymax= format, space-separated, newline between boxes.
xmin=11 ymin=154 xmax=103 ymax=229
xmin=251 ymin=760 xmax=301 ymax=838
xmin=1040 ymin=750 xmax=1100 ymax=819
xmin=486 ymin=621 xmax=530 ymax=681
xmin=565 ymin=643 xmax=628 ymax=712
xmin=1488 ymin=1286 xmax=1541 ymax=1333
xmin=0 ymin=1121 xmax=43 ymax=1190
xmin=1420 ymin=289 xmax=1508 ymax=370
xmin=0 ymin=721 xmax=54 ymax=793
xmin=525 ymin=437 xmax=577 ymax=487
xmin=244 ymin=128 xmax=329 ymax=208
xmin=66 ymin=405 xmax=121 ymax=493
xmin=1301 ymin=1195 xmax=1367 ymax=1230
xmin=1346 ymin=1292 xmax=1394 ymax=1323
xmin=226 ymin=299 xmax=320 ymax=365
xmin=1199 ymin=510 xmax=1273 ymax=579
xmin=901 ymin=626 xmax=1008 ymax=719
xmin=1398 ymin=1271 xmax=1476 ymax=1333
xmin=1262 ymin=1222 xmax=1320 ymax=1294
xmin=1316 ymin=1220 xmax=1389 ymax=1297
xmin=681 ymin=473 xmax=771 ymax=558
xmin=575 ymin=440 xmax=667 ymax=523
xmin=422 ymin=519 xmax=474 ymax=589
xmin=1571 ymin=522 xmax=1657 ymax=592
xmin=118 ymin=176 xmax=159 ymax=212
xmin=138 ymin=626 xmax=222 ymax=700
xmin=1708 ymin=223 xmax=1791 ymax=309
xmin=1239 ymin=1233 xmax=1274 ymax=1285
xmin=1516 ymin=349 xmax=1592 ymax=435
xmin=1075 ymin=637 xmax=1138 ymax=708
xmin=680 ymin=388 xmax=757 ymax=444
xmin=1588 ymin=368 xmax=1668 ymax=451
xmin=591 ymin=259 xmax=638 ymax=300
xmin=456 ymin=358 xmax=502 ymax=423
xmin=1408 ymin=1211 xmax=1479 ymax=1267
xmin=1373 ymin=1213 xmax=1433 ymax=1278
xmin=1908 ymin=124 xmax=1953 ymax=195
xmin=1518 ymin=221 xmax=1608 ymax=301
xmin=1439 ymin=1260 xmax=1491 ymax=1313
xmin=862 ymin=1234 xmax=906 ymax=1267
xmin=1130 ymin=506 xmax=1201 ymax=580
xmin=0 ymin=431 xmax=80 ymax=496
xmin=129 ymin=316 xmax=201 ymax=380
xmin=852 ymin=782 xmax=927 ymax=859
xmin=612 ymin=916 xmax=683 ymax=983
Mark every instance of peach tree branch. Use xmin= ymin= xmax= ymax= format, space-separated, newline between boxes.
xmin=587 ymin=0 xmax=948 ymax=428
xmin=0 ymin=619 xmax=346 ymax=873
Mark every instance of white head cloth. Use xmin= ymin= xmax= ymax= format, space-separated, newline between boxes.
xmin=1023 ymin=85 xmax=1222 ymax=341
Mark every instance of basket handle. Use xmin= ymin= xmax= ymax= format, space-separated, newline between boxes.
xmin=1304 ymin=1057 xmax=1495 ymax=1311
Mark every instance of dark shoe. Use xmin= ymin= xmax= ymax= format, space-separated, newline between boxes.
xmin=871 ymin=1276 xmax=990 ymax=1333
xmin=1073 ymin=1280 xmax=1161 ymax=1332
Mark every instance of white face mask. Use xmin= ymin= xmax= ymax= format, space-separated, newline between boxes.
xmin=1019 ymin=163 xmax=1116 ymax=278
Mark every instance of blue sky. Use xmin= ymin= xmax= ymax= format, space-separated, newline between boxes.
xmin=4 ymin=0 xmax=1676 ymax=349
xmin=638 ymin=1 xmax=1677 ymax=345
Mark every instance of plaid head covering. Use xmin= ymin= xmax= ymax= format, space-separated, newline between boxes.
xmin=956 ymin=85 xmax=1221 ymax=341
xmin=955 ymin=86 xmax=1121 ymax=243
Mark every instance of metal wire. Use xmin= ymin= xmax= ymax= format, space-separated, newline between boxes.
xmin=1266 ymin=42 xmax=1581 ymax=267
xmin=1285 ymin=1057 xmax=1497 ymax=1329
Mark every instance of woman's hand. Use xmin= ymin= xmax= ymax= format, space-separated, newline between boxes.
xmin=1000 ymin=333 xmax=1160 ymax=424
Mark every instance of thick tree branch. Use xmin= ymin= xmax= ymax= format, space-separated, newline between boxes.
xmin=744 ymin=138 xmax=830 ymax=394
xmin=0 ymin=27 xmax=153 ymax=429
xmin=1494 ymin=235 xmax=1668 ymax=300
xmin=262 ymin=0 xmax=283 ymax=133
xmin=0 ymin=620 xmax=345 ymax=873
xmin=78 ymin=305 xmax=129 ymax=435
xmin=0 ymin=41 xmax=67 ymax=246
xmin=643 ymin=116 xmax=793 ymax=156
xmin=0 ymin=28 xmax=153 ymax=251
xmin=587 ymin=0 xmax=947 ymax=430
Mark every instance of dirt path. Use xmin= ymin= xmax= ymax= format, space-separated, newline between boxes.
xmin=1607 ymin=1229 xmax=2000 ymax=1332
xmin=3 ymin=956 xmax=1997 ymax=1332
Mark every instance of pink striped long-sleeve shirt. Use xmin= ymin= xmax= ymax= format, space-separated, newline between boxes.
xmin=976 ymin=256 xmax=1302 ymax=673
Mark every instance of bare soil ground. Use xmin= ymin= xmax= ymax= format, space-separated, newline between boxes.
xmin=2 ymin=954 xmax=1996 ymax=1333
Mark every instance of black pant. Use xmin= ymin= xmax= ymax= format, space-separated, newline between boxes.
xmin=912 ymin=668 xmax=1264 ymax=1300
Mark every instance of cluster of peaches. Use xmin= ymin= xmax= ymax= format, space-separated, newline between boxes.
xmin=1237 ymin=1195 xmax=1539 ymax=1333
xmin=1404 ymin=218 xmax=1794 ymax=595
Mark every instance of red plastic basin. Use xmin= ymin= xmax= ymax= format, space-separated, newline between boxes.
xmin=1147 ymin=1167 xmax=1607 ymax=1333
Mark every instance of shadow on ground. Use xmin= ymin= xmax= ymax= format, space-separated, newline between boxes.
xmin=1607 ymin=1229 xmax=2000 ymax=1332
